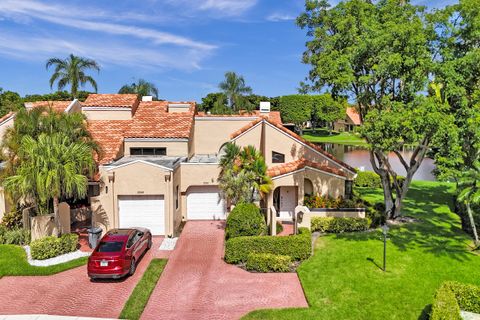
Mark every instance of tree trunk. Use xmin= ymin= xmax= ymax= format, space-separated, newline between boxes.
xmin=53 ymin=196 xmax=61 ymax=236
xmin=466 ymin=202 xmax=480 ymax=247
xmin=379 ymin=171 xmax=395 ymax=218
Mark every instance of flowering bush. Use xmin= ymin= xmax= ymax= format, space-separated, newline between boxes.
xmin=303 ymin=194 xmax=364 ymax=209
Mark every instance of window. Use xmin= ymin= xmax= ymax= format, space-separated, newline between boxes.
xmin=130 ymin=147 xmax=167 ymax=156
xmin=272 ymin=151 xmax=285 ymax=163
xmin=345 ymin=180 xmax=353 ymax=199
xmin=175 ymin=185 xmax=179 ymax=209
xmin=97 ymin=241 xmax=123 ymax=252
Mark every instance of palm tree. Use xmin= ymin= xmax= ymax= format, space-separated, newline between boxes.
xmin=218 ymin=143 xmax=272 ymax=205
xmin=46 ymin=54 xmax=100 ymax=98
xmin=218 ymin=72 xmax=253 ymax=111
xmin=118 ymin=79 xmax=159 ymax=99
xmin=1 ymin=107 xmax=99 ymax=220
xmin=458 ymin=160 xmax=480 ymax=247
xmin=4 ymin=133 xmax=96 ymax=233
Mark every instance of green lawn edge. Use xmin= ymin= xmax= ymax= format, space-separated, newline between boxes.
xmin=301 ymin=129 xmax=367 ymax=146
xmin=120 ymin=258 xmax=168 ymax=320
xmin=0 ymin=244 xmax=87 ymax=278
xmin=241 ymin=181 xmax=480 ymax=320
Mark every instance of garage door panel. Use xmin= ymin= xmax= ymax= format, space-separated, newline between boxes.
xmin=118 ymin=195 xmax=165 ymax=235
xmin=187 ymin=186 xmax=226 ymax=220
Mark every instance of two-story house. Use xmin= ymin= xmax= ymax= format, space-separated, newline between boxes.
xmin=0 ymin=94 xmax=356 ymax=236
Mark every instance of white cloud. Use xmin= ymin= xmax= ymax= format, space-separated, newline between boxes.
xmin=165 ymin=0 xmax=258 ymax=17
xmin=266 ymin=13 xmax=296 ymax=22
xmin=0 ymin=0 xmax=217 ymax=70
xmin=0 ymin=31 xmax=209 ymax=70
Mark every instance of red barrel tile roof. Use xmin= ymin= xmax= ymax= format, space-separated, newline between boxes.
xmin=267 ymin=158 xmax=347 ymax=178
xmin=83 ymin=94 xmax=139 ymax=108
xmin=346 ymin=107 xmax=361 ymax=125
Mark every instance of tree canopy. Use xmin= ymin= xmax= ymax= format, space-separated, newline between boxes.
xmin=297 ymin=0 xmax=456 ymax=218
xmin=218 ymin=71 xmax=253 ymax=112
xmin=46 ymin=54 xmax=100 ymax=98
xmin=118 ymin=79 xmax=159 ymax=99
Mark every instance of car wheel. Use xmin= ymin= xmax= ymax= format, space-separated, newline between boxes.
xmin=129 ymin=258 xmax=136 ymax=276
xmin=147 ymin=236 xmax=152 ymax=250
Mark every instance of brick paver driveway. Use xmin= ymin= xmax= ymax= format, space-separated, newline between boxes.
xmin=0 ymin=237 xmax=168 ymax=318
xmin=141 ymin=221 xmax=308 ymax=320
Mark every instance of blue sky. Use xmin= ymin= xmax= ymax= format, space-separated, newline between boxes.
xmin=0 ymin=0 xmax=457 ymax=102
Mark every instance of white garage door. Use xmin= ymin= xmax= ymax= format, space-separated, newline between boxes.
xmin=187 ymin=186 xmax=226 ymax=220
xmin=118 ymin=195 xmax=165 ymax=235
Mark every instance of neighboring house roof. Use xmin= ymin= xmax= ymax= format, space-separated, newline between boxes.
xmin=105 ymin=156 xmax=187 ymax=171
xmin=124 ymin=101 xmax=194 ymax=139
xmin=267 ymin=158 xmax=346 ymax=178
xmin=230 ymin=118 xmax=356 ymax=173
xmin=25 ymin=101 xmax=72 ymax=113
xmin=83 ymin=94 xmax=139 ymax=108
xmin=196 ymin=110 xmax=282 ymax=124
xmin=346 ymin=107 xmax=361 ymax=125
xmin=0 ymin=111 xmax=15 ymax=125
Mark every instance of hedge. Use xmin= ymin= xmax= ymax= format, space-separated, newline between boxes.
xmin=0 ymin=225 xmax=31 ymax=245
xmin=246 ymin=253 xmax=292 ymax=273
xmin=30 ymin=233 xmax=79 ymax=260
xmin=431 ymin=283 xmax=462 ymax=320
xmin=355 ymin=171 xmax=405 ymax=188
xmin=225 ymin=203 xmax=267 ymax=239
xmin=431 ymin=281 xmax=480 ymax=320
xmin=225 ymin=228 xmax=311 ymax=264
xmin=311 ymin=217 xmax=370 ymax=233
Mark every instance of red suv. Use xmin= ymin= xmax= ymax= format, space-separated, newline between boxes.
xmin=88 ymin=228 xmax=152 ymax=280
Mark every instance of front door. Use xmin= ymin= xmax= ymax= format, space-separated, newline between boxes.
xmin=278 ymin=186 xmax=296 ymax=220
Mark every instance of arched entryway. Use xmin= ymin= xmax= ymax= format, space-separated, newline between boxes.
xmin=304 ymin=178 xmax=314 ymax=196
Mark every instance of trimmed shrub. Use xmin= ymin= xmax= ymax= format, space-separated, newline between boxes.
xmin=30 ymin=233 xmax=79 ymax=260
xmin=225 ymin=203 xmax=267 ymax=239
xmin=366 ymin=202 xmax=387 ymax=228
xmin=446 ymin=281 xmax=480 ymax=313
xmin=1 ymin=209 xmax=23 ymax=229
xmin=431 ymin=283 xmax=462 ymax=320
xmin=225 ymin=227 xmax=311 ymax=264
xmin=304 ymin=194 xmax=364 ymax=209
xmin=246 ymin=253 xmax=292 ymax=272
xmin=0 ymin=228 xmax=31 ymax=245
xmin=311 ymin=217 xmax=370 ymax=233
xmin=355 ymin=171 xmax=382 ymax=188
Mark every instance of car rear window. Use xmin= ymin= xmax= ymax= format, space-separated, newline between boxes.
xmin=97 ymin=241 xmax=124 ymax=252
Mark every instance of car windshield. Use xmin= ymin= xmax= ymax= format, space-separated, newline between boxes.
xmin=97 ymin=241 xmax=124 ymax=252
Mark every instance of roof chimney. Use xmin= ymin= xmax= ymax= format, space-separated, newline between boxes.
xmin=259 ymin=101 xmax=271 ymax=113
xmin=142 ymin=96 xmax=153 ymax=102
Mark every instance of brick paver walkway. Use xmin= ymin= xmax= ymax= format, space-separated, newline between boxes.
xmin=0 ymin=237 xmax=168 ymax=318
xmin=141 ymin=221 xmax=308 ymax=320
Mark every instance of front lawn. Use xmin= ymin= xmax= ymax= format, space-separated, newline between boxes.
xmin=302 ymin=128 xmax=366 ymax=146
xmin=120 ymin=258 xmax=168 ymax=320
xmin=0 ymin=244 xmax=87 ymax=278
xmin=243 ymin=181 xmax=480 ymax=320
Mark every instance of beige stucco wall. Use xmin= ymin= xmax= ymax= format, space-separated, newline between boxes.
xmin=265 ymin=167 xmax=346 ymax=218
xmin=169 ymin=106 xmax=190 ymax=113
xmin=172 ymin=165 xmax=182 ymax=232
xmin=193 ymin=118 xmax=256 ymax=154
xmin=91 ymin=162 xmax=176 ymax=236
xmin=233 ymin=123 xmax=262 ymax=151
xmin=263 ymin=123 xmax=355 ymax=179
xmin=123 ymin=140 xmax=189 ymax=157
xmin=82 ymin=109 xmax=132 ymax=120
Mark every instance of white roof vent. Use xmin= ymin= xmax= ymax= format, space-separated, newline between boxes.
xmin=142 ymin=96 xmax=153 ymax=102
xmin=259 ymin=101 xmax=271 ymax=113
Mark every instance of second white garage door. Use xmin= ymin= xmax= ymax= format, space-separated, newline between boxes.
xmin=187 ymin=186 xmax=226 ymax=220
xmin=118 ymin=195 xmax=165 ymax=235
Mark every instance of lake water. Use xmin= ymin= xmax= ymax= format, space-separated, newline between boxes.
xmin=319 ymin=143 xmax=436 ymax=181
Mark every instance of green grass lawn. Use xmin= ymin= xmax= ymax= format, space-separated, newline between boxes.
xmin=302 ymin=128 xmax=367 ymax=146
xmin=243 ymin=181 xmax=480 ymax=320
xmin=0 ymin=244 xmax=87 ymax=278
xmin=120 ymin=258 xmax=168 ymax=320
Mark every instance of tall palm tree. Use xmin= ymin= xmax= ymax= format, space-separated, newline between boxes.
xmin=118 ymin=79 xmax=159 ymax=99
xmin=46 ymin=54 xmax=100 ymax=98
xmin=218 ymin=71 xmax=253 ymax=111
xmin=4 ymin=133 xmax=96 ymax=233
xmin=458 ymin=160 xmax=480 ymax=247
